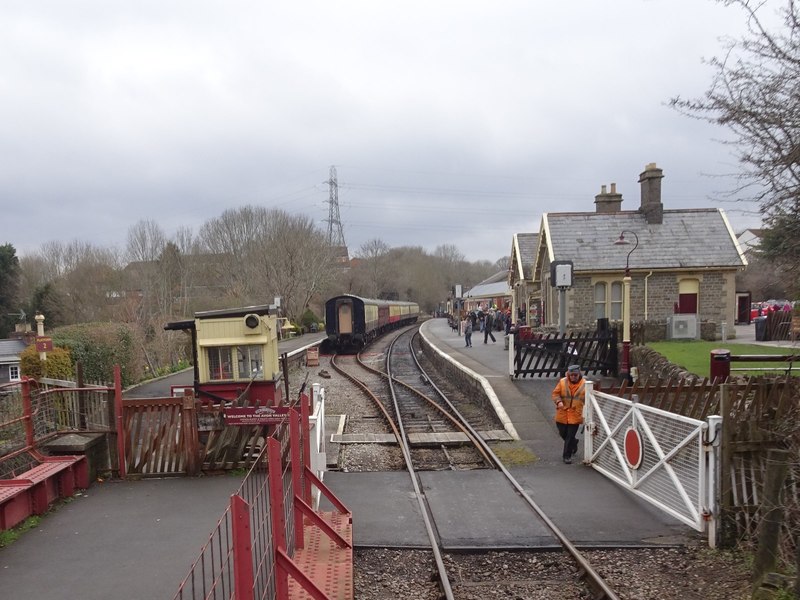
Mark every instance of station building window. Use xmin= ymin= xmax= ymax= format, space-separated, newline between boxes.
xmin=9 ymin=365 xmax=20 ymax=382
xmin=594 ymin=281 xmax=623 ymax=321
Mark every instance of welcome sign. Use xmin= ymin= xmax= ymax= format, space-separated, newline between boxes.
xmin=223 ymin=405 xmax=291 ymax=426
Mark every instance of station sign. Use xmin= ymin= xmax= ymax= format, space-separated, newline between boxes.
xmin=35 ymin=337 xmax=54 ymax=352
xmin=224 ymin=405 xmax=291 ymax=426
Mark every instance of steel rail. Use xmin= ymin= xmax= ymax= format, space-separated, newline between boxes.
xmin=385 ymin=332 xmax=455 ymax=600
xmin=412 ymin=332 xmax=621 ymax=600
xmin=329 ymin=353 xmax=403 ymax=447
xmin=357 ymin=330 xmax=494 ymax=467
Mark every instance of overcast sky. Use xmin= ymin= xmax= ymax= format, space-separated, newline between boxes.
xmin=1 ymin=1 xmax=769 ymax=264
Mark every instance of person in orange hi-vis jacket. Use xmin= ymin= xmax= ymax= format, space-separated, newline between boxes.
xmin=551 ymin=364 xmax=586 ymax=464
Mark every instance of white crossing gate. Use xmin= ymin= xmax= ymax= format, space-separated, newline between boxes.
xmin=583 ymin=381 xmax=721 ymax=542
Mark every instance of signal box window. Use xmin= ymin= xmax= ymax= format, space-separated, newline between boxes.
xmin=208 ymin=347 xmax=233 ymax=381
xmin=9 ymin=365 xmax=20 ymax=382
xmin=237 ymin=345 xmax=263 ymax=380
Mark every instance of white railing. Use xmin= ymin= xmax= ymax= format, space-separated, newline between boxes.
xmin=583 ymin=381 xmax=721 ymax=545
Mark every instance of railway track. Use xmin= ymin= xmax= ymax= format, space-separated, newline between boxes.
xmin=330 ymin=326 xmax=623 ymax=599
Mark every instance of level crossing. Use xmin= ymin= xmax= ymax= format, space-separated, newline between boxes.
xmin=320 ymin=318 xmax=700 ymax=549
xmin=0 ymin=321 xmax=710 ymax=599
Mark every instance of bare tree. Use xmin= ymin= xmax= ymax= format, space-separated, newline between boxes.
xmin=258 ymin=210 xmax=336 ymax=322
xmin=354 ymin=238 xmax=392 ymax=298
xmin=20 ymin=240 xmax=121 ymax=325
xmin=125 ymin=219 xmax=166 ymax=263
xmin=171 ymin=226 xmax=201 ymax=317
xmin=198 ymin=206 xmax=267 ymax=301
xmin=670 ymin=0 xmax=800 ymax=288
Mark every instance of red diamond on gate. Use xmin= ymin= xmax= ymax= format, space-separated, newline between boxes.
xmin=624 ymin=427 xmax=644 ymax=469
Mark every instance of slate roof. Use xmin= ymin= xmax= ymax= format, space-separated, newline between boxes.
xmin=0 ymin=339 xmax=27 ymax=364
xmin=512 ymin=233 xmax=538 ymax=280
xmin=464 ymin=271 xmax=512 ymax=299
xmin=542 ymin=208 xmax=747 ymax=273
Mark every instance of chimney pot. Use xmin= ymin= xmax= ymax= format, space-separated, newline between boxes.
xmin=594 ymin=181 xmax=623 ymax=213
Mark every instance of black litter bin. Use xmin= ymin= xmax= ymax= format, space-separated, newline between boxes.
xmin=754 ymin=316 xmax=768 ymax=341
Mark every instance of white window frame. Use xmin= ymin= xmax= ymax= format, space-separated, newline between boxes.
xmin=9 ymin=364 xmax=21 ymax=382
xmin=593 ymin=279 xmax=624 ymax=321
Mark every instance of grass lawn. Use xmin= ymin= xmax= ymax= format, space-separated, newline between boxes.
xmin=646 ymin=340 xmax=798 ymax=378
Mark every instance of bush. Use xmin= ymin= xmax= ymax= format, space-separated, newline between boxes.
xmin=299 ymin=309 xmax=320 ymax=331
xmin=50 ymin=322 xmax=145 ymax=387
xmin=19 ymin=345 xmax=73 ymax=380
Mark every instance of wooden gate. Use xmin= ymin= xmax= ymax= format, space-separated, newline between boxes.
xmin=122 ymin=393 xmax=264 ymax=476
xmin=511 ymin=328 xmax=618 ymax=378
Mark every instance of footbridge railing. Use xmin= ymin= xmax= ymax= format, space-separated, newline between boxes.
xmin=172 ymin=394 xmax=352 ymax=600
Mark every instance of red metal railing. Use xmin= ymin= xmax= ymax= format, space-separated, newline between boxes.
xmin=173 ymin=394 xmax=351 ymax=600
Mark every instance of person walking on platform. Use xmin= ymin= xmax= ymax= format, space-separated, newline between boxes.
xmin=484 ymin=310 xmax=497 ymax=344
xmin=462 ymin=316 xmax=473 ymax=347
xmin=551 ymin=364 xmax=586 ymax=464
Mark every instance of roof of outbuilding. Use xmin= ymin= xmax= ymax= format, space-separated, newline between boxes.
xmin=543 ymin=208 xmax=747 ymax=272
xmin=464 ymin=271 xmax=512 ymax=299
xmin=512 ymin=233 xmax=539 ymax=280
xmin=463 ymin=281 xmax=511 ymax=299
xmin=0 ymin=339 xmax=27 ymax=363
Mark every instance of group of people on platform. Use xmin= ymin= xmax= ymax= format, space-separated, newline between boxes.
xmin=458 ymin=306 xmax=512 ymax=348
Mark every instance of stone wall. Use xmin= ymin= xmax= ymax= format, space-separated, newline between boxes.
xmin=630 ymin=345 xmax=698 ymax=382
xmin=418 ymin=332 xmax=494 ymax=414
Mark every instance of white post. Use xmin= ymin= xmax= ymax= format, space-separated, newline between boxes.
xmin=312 ymin=382 xmax=321 ymax=414
xmin=508 ymin=333 xmax=515 ymax=376
xmin=583 ymin=380 xmax=594 ymax=464
xmin=706 ymin=414 xmax=722 ymax=548
xmin=35 ymin=312 xmax=46 ymax=361
xmin=621 ymin=274 xmax=632 ymax=378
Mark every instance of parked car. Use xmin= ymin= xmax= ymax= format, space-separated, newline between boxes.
xmin=750 ymin=303 xmax=765 ymax=320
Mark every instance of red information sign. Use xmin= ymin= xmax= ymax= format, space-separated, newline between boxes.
xmin=224 ymin=405 xmax=290 ymax=426
xmin=35 ymin=337 xmax=54 ymax=352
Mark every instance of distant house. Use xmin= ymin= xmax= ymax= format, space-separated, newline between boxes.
xmin=736 ymin=228 xmax=763 ymax=255
xmin=0 ymin=338 xmax=27 ymax=384
xmin=462 ymin=272 xmax=512 ymax=313
xmin=508 ymin=233 xmax=540 ymax=325
xmin=531 ymin=163 xmax=748 ymax=340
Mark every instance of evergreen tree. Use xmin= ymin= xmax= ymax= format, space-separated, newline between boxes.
xmin=0 ymin=243 xmax=21 ymax=337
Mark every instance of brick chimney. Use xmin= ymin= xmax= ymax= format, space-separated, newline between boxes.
xmin=594 ymin=183 xmax=623 ymax=213
xmin=10 ymin=322 xmax=36 ymax=345
xmin=639 ymin=162 xmax=664 ymax=224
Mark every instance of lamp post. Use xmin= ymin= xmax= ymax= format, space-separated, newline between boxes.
xmin=615 ymin=231 xmax=639 ymax=380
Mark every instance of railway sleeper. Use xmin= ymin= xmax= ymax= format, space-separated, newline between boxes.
xmin=330 ymin=430 xmax=512 ymax=445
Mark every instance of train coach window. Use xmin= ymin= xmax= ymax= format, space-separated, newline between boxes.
xmin=237 ymin=345 xmax=264 ymax=380
xmin=208 ymin=347 xmax=234 ymax=380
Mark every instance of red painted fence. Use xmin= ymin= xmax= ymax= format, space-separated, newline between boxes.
xmin=172 ymin=395 xmax=352 ymax=600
